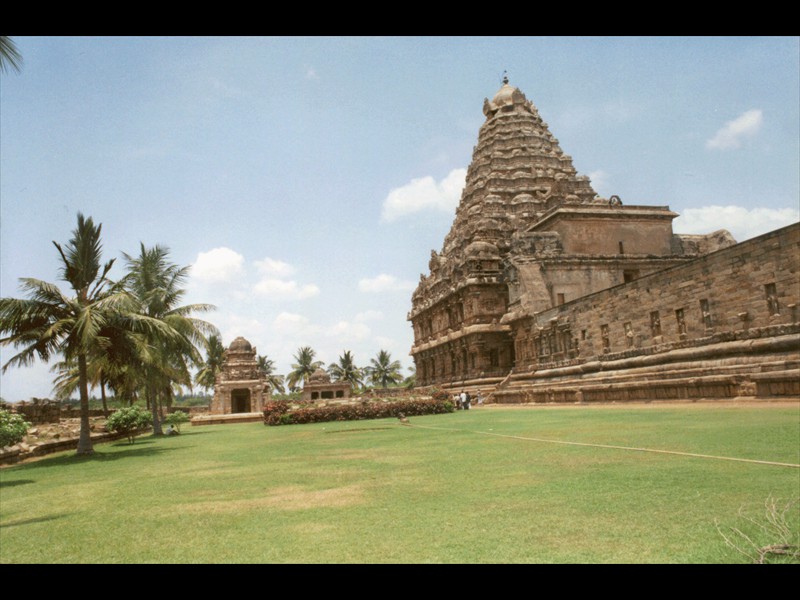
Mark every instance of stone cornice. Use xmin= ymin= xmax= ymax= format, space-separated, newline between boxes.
xmin=411 ymin=323 xmax=512 ymax=354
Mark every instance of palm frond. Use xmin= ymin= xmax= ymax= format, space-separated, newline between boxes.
xmin=0 ymin=36 xmax=23 ymax=73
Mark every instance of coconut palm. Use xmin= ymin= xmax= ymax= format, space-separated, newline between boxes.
xmin=287 ymin=346 xmax=323 ymax=391
xmin=327 ymin=350 xmax=363 ymax=389
xmin=50 ymin=310 xmax=146 ymax=415
xmin=403 ymin=364 xmax=416 ymax=389
xmin=123 ymin=244 xmax=217 ymax=434
xmin=0 ymin=214 xmax=135 ymax=454
xmin=366 ymin=349 xmax=403 ymax=389
xmin=194 ymin=334 xmax=225 ymax=392
xmin=51 ymin=355 xmax=113 ymax=415
xmin=257 ymin=354 xmax=286 ymax=394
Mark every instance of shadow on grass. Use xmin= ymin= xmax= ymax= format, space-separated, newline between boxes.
xmin=0 ymin=479 xmax=35 ymax=488
xmin=4 ymin=442 xmax=190 ymax=472
xmin=0 ymin=513 xmax=71 ymax=529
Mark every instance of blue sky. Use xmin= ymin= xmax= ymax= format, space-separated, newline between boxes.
xmin=1 ymin=36 xmax=798 ymax=401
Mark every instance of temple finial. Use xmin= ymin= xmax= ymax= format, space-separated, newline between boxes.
xmin=502 ymin=70 xmax=509 ymax=85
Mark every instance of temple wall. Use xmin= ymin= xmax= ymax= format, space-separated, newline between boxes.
xmin=548 ymin=218 xmax=674 ymax=256
xmin=498 ymin=223 xmax=800 ymax=402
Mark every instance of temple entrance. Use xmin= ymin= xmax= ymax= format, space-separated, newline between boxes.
xmin=231 ymin=389 xmax=251 ymax=413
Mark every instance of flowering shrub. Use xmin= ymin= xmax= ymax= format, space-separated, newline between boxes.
xmin=431 ymin=388 xmax=451 ymax=403
xmin=263 ymin=398 xmax=453 ymax=426
xmin=106 ymin=406 xmax=152 ymax=444
xmin=263 ymin=401 xmax=292 ymax=426
xmin=0 ymin=408 xmax=30 ymax=448
xmin=163 ymin=411 xmax=189 ymax=433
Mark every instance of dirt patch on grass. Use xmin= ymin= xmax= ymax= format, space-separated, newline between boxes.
xmin=180 ymin=484 xmax=366 ymax=514
xmin=327 ymin=451 xmax=377 ymax=461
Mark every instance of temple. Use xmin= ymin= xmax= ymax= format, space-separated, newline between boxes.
xmin=211 ymin=337 xmax=269 ymax=414
xmin=409 ymin=78 xmax=799 ymax=401
xmin=301 ymin=368 xmax=352 ymax=402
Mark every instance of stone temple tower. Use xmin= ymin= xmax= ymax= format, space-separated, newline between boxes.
xmin=408 ymin=78 xmax=730 ymax=390
xmin=211 ymin=337 xmax=269 ymax=414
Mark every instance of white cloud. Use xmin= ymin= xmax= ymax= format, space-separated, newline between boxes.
xmin=381 ymin=168 xmax=467 ymax=222
xmin=374 ymin=336 xmax=401 ymax=352
xmin=326 ymin=320 xmax=371 ymax=342
xmin=254 ymin=278 xmax=320 ymax=299
xmin=673 ymin=205 xmax=799 ymax=241
xmin=358 ymin=273 xmax=416 ymax=293
xmin=706 ymin=109 xmax=763 ymax=150
xmin=272 ymin=312 xmax=318 ymax=336
xmin=191 ymin=247 xmax=245 ymax=284
xmin=254 ymin=257 xmax=295 ymax=278
xmin=355 ymin=310 xmax=384 ymax=322
xmin=588 ymin=169 xmax=610 ymax=196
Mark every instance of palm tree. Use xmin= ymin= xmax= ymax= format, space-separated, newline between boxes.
xmin=123 ymin=244 xmax=216 ymax=435
xmin=287 ymin=346 xmax=322 ymax=391
xmin=50 ymin=310 xmax=146 ymax=415
xmin=0 ymin=214 xmax=133 ymax=454
xmin=327 ymin=350 xmax=363 ymax=389
xmin=257 ymin=354 xmax=286 ymax=394
xmin=403 ymin=365 xmax=416 ymax=389
xmin=0 ymin=36 xmax=22 ymax=74
xmin=194 ymin=333 xmax=225 ymax=392
xmin=366 ymin=349 xmax=403 ymax=389
xmin=50 ymin=354 xmax=112 ymax=416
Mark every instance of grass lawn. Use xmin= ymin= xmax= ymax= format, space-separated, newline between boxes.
xmin=1 ymin=403 xmax=798 ymax=563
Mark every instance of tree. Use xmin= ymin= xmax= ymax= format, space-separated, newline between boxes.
xmin=403 ymin=364 xmax=416 ymax=389
xmin=287 ymin=346 xmax=323 ymax=391
xmin=123 ymin=244 xmax=216 ymax=435
xmin=0 ymin=36 xmax=22 ymax=74
xmin=366 ymin=349 xmax=403 ymax=389
xmin=257 ymin=354 xmax=286 ymax=394
xmin=194 ymin=333 xmax=225 ymax=392
xmin=327 ymin=350 xmax=363 ymax=389
xmin=0 ymin=214 xmax=135 ymax=455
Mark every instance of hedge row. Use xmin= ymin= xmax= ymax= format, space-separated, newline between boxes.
xmin=263 ymin=398 xmax=454 ymax=426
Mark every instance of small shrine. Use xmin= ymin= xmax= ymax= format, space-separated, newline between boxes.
xmin=211 ymin=337 xmax=269 ymax=414
xmin=301 ymin=368 xmax=351 ymax=402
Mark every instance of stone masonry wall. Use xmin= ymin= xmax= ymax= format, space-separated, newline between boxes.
xmin=495 ymin=223 xmax=800 ymax=403
xmin=515 ymin=222 xmax=799 ymax=368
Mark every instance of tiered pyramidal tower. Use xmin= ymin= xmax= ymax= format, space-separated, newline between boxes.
xmin=409 ymin=78 xmax=732 ymax=390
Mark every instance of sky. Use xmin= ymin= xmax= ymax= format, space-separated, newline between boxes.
xmin=1 ymin=36 xmax=798 ymax=402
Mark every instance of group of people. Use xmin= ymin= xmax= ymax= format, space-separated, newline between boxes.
xmin=455 ymin=390 xmax=484 ymax=410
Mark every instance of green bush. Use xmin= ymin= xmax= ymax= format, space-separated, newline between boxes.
xmin=106 ymin=406 xmax=152 ymax=444
xmin=163 ymin=411 xmax=190 ymax=433
xmin=0 ymin=408 xmax=30 ymax=448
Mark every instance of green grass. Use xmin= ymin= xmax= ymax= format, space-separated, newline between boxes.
xmin=1 ymin=404 xmax=798 ymax=563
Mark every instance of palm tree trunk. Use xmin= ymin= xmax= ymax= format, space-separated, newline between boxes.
xmin=100 ymin=375 xmax=108 ymax=418
xmin=76 ymin=353 xmax=95 ymax=455
xmin=148 ymin=381 xmax=163 ymax=435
